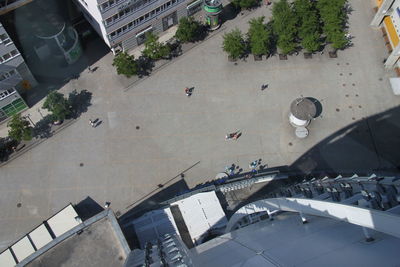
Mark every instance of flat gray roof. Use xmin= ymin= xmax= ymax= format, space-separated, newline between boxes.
xmin=26 ymin=215 xmax=128 ymax=267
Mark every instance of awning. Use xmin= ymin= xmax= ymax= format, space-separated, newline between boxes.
xmin=187 ymin=0 xmax=202 ymax=9
xmin=135 ymin=26 xmax=153 ymax=37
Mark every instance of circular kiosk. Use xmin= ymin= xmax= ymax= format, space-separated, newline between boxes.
xmin=289 ymin=98 xmax=317 ymax=128
xmin=203 ymin=0 xmax=223 ymax=30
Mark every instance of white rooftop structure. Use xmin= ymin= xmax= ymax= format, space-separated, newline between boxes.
xmin=28 ymin=224 xmax=53 ymax=250
xmin=133 ymin=191 xmax=227 ymax=248
xmin=11 ymin=236 xmax=35 ymax=263
xmin=173 ymin=191 xmax=227 ymax=244
xmin=0 ymin=204 xmax=81 ymax=266
xmin=190 ymin=213 xmax=400 ymax=267
xmin=47 ymin=204 xmax=80 ymax=237
xmin=0 ymin=250 xmax=15 ymax=267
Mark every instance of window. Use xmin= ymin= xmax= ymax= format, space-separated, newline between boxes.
xmin=10 ymin=50 xmax=18 ymax=57
xmin=0 ymin=33 xmax=11 ymax=45
xmin=3 ymin=54 xmax=10 ymax=61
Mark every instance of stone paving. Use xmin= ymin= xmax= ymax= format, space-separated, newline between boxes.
xmin=0 ymin=0 xmax=399 ymax=250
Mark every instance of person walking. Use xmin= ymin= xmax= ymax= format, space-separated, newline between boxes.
xmin=185 ymin=87 xmax=191 ymax=97
xmin=89 ymin=119 xmax=95 ymax=127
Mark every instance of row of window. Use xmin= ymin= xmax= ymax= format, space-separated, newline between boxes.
xmin=0 ymin=49 xmax=19 ymax=64
xmin=104 ymin=0 xmax=155 ymax=27
xmin=0 ymin=87 xmax=15 ymax=101
xmin=0 ymin=33 xmax=11 ymax=45
xmin=0 ymin=69 xmax=17 ymax=82
xmin=108 ymin=0 xmax=179 ymax=40
xmin=99 ymin=0 xmax=123 ymax=12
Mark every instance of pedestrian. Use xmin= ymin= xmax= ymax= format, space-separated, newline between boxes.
xmin=232 ymin=132 xmax=241 ymax=140
xmin=261 ymin=84 xmax=268 ymax=91
xmin=185 ymin=87 xmax=191 ymax=97
xmin=89 ymin=119 xmax=95 ymax=127
xmin=88 ymin=66 xmax=92 ymax=73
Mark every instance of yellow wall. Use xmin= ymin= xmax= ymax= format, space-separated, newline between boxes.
xmin=384 ymin=16 xmax=400 ymax=48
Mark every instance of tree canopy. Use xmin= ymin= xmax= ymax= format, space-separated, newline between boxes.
xmin=175 ymin=17 xmax=202 ymax=43
xmin=317 ymin=0 xmax=348 ymax=49
xmin=143 ymin=32 xmax=171 ymax=60
xmin=222 ymin=28 xmax=246 ymax=60
xmin=272 ymin=0 xmax=298 ymax=54
xmin=112 ymin=52 xmax=139 ymax=78
xmin=42 ymin=91 xmax=71 ymax=122
xmin=247 ymin=17 xmax=273 ymax=56
xmin=294 ymin=0 xmax=321 ymax=52
xmin=7 ymin=114 xmax=32 ymax=142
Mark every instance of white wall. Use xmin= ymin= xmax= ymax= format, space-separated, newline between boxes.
xmin=75 ymin=0 xmax=111 ymax=47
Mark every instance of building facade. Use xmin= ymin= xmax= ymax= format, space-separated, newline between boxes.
xmin=371 ymin=0 xmax=400 ymax=69
xmin=73 ymin=0 xmax=203 ymax=53
xmin=0 ymin=22 xmax=37 ymax=123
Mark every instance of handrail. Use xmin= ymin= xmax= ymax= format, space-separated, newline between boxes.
xmin=225 ymin=198 xmax=400 ymax=239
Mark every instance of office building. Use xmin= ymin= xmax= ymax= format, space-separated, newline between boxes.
xmin=73 ymin=0 xmax=203 ymax=53
xmin=371 ymin=0 xmax=400 ymax=69
xmin=0 ymin=22 xmax=36 ymax=123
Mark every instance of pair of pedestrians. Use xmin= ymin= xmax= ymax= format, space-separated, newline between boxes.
xmin=89 ymin=119 xmax=99 ymax=128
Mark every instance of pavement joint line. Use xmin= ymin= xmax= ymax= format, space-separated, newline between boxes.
xmin=0 ymin=119 xmax=78 ymax=168
xmin=123 ymin=25 xmax=227 ymax=92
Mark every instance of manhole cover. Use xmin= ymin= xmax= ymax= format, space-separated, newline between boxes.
xmin=345 ymin=94 xmax=349 ymax=97
xmin=336 ymin=108 xmax=340 ymax=112
xmin=288 ymin=142 xmax=293 ymax=146
xmin=352 ymin=117 xmax=356 ymax=120
xmin=79 ymin=163 xmax=84 ymax=167
xmin=349 ymin=73 xmax=352 ymax=76
xmin=340 ymin=73 xmax=343 ymax=76
xmin=115 ymin=211 xmax=121 ymax=217
xmin=342 ymin=84 xmax=346 ymax=87
xmin=118 ymin=256 xmax=124 ymax=261
xmin=337 ymin=63 xmax=340 ymax=66
xmin=349 ymin=106 xmax=352 ymax=109
xmin=379 ymin=78 xmax=383 ymax=81
xmin=355 ymin=94 xmax=359 ymax=97
xmin=346 ymin=62 xmax=350 ymax=65
xmin=352 ymin=83 xmax=356 ymax=86
xmin=359 ymin=105 xmax=362 ymax=108
xmin=17 ymin=203 xmax=21 ymax=208
xmin=136 ymin=126 xmax=140 ymax=130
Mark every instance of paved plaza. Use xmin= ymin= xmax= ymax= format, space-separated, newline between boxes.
xmin=0 ymin=0 xmax=399 ymax=249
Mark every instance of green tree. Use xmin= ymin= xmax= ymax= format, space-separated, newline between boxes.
xmin=317 ymin=0 xmax=347 ymax=50
xmin=232 ymin=0 xmax=259 ymax=9
xmin=143 ymin=32 xmax=171 ymax=60
xmin=7 ymin=114 xmax=32 ymax=141
xmin=222 ymin=28 xmax=246 ymax=60
xmin=272 ymin=0 xmax=298 ymax=54
xmin=294 ymin=0 xmax=321 ymax=52
xmin=42 ymin=91 xmax=71 ymax=122
xmin=175 ymin=17 xmax=202 ymax=43
xmin=112 ymin=52 xmax=139 ymax=78
xmin=247 ymin=17 xmax=272 ymax=56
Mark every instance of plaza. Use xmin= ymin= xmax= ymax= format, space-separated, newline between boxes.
xmin=0 ymin=0 xmax=399 ymax=251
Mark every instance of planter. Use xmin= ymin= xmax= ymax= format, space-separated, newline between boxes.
xmin=304 ymin=52 xmax=312 ymax=59
xmin=329 ymin=51 xmax=337 ymax=58
xmin=279 ymin=54 xmax=288 ymax=60
xmin=253 ymin=54 xmax=262 ymax=61
xmin=228 ymin=56 xmax=238 ymax=62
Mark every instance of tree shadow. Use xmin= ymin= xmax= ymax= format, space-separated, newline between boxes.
xmin=68 ymin=89 xmax=93 ymax=119
xmin=33 ymin=115 xmax=53 ymax=139
xmin=220 ymin=3 xmax=241 ymax=23
xmin=0 ymin=137 xmax=18 ymax=163
xmin=137 ymin=56 xmax=155 ymax=77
